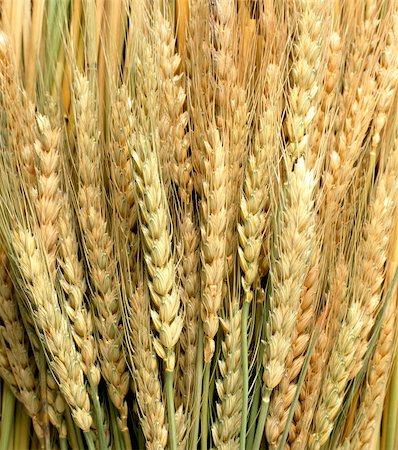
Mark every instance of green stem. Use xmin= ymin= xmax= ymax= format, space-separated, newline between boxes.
xmin=0 ymin=384 xmax=15 ymax=450
xmin=59 ymin=437 xmax=68 ymax=450
xmin=14 ymin=402 xmax=31 ymax=450
xmin=246 ymin=372 xmax=261 ymax=449
xmin=65 ymin=407 xmax=80 ymax=450
xmin=89 ymin=381 xmax=107 ymax=450
xmin=137 ymin=425 xmax=144 ymax=450
xmin=165 ymin=370 xmax=177 ymax=450
xmin=190 ymin=321 xmax=203 ymax=450
xmin=200 ymin=363 xmax=211 ymax=450
xmin=110 ymin=402 xmax=123 ymax=450
xmin=240 ymin=299 xmax=250 ymax=450
xmin=386 ymin=358 xmax=398 ymax=450
xmin=122 ymin=429 xmax=132 ymax=450
xmin=246 ymin=303 xmax=264 ymax=449
xmin=252 ymin=389 xmax=271 ymax=450
xmin=38 ymin=351 xmax=50 ymax=450
xmin=84 ymin=431 xmax=96 ymax=450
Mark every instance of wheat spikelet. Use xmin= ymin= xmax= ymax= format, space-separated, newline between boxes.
xmin=212 ymin=300 xmax=243 ymax=449
xmin=131 ymin=134 xmax=183 ymax=371
xmin=284 ymin=0 xmax=327 ymax=164
xmin=263 ymin=157 xmax=316 ymax=391
xmin=12 ymin=228 xmax=91 ymax=432
xmin=127 ymin=284 xmax=168 ymax=450
xmin=73 ymin=71 xmax=129 ymax=428
xmin=199 ymin=127 xmax=227 ymax=363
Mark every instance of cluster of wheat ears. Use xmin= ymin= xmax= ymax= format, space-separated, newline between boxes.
xmin=0 ymin=1 xmax=398 ymax=450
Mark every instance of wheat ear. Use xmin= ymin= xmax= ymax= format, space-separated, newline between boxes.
xmin=0 ymin=250 xmax=42 ymax=439
xmin=344 ymin=206 xmax=398 ymax=450
xmin=309 ymin=150 xmax=398 ymax=448
xmin=131 ymin=133 xmax=183 ymax=371
xmin=371 ymin=13 xmax=398 ymax=150
xmin=73 ymin=72 xmax=129 ymax=430
xmin=238 ymin=63 xmax=282 ymax=448
xmin=253 ymin=157 xmax=316 ymax=450
xmin=284 ymin=0 xmax=326 ymax=164
xmin=348 ymin=150 xmax=398 ymax=379
xmin=290 ymin=257 xmax=347 ymax=449
xmin=211 ymin=0 xmax=248 ymax=278
xmin=128 ymin=284 xmax=168 ymax=450
xmin=109 ymin=85 xmax=138 ymax=289
xmin=212 ymin=299 xmax=243 ymax=450
xmin=176 ymin=208 xmax=200 ymax=412
xmin=12 ymin=228 xmax=92 ymax=432
xmin=131 ymin=133 xmax=182 ymax=450
xmin=58 ymin=195 xmax=99 ymax=386
xmin=344 ymin=292 xmax=396 ymax=450
xmin=266 ymin=251 xmax=320 ymax=449
xmin=199 ymin=127 xmax=228 ymax=364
